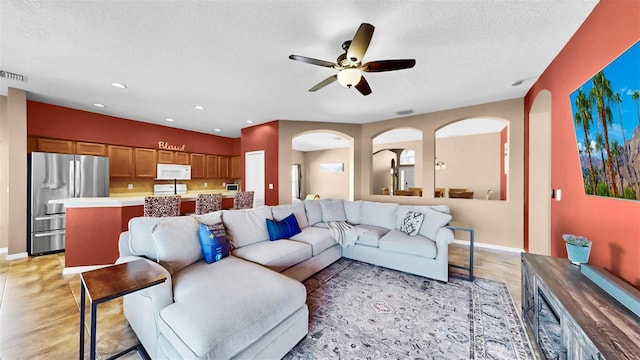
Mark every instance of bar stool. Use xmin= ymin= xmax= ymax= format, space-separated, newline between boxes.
xmin=232 ymin=191 xmax=254 ymax=209
xmin=195 ymin=193 xmax=223 ymax=215
xmin=143 ymin=195 xmax=181 ymax=217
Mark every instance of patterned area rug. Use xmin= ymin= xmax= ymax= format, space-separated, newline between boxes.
xmin=284 ymin=259 xmax=534 ymax=360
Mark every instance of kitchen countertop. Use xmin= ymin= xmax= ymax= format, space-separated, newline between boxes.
xmin=50 ymin=190 xmax=237 ymax=208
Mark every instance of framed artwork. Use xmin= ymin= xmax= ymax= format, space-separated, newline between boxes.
xmin=569 ymin=40 xmax=640 ymax=201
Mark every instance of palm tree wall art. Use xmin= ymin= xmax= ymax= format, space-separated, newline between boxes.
xmin=569 ymin=41 xmax=640 ymax=201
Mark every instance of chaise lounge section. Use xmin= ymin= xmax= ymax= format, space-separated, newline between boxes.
xmin=117 ymin=199 xmax=453 ymax=359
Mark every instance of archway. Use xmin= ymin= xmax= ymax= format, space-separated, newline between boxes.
xmin=528 ymin=90 xmax=552 ymax=255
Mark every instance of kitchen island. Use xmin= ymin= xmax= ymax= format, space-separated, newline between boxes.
xmin=53 ymin=192 xmax=236 ymax=272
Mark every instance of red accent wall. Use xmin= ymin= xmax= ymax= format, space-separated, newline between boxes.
xmin=525 ymin=0 xmax=640 ymax=287
xmin=240 ymin=121 xmax=279 ymax=205
xmin=500 ymin=126 xmax=507 ymax=200
xmin=27 ymin=101 xmax=240 ymax=155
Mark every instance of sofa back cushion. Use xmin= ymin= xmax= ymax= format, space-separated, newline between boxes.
xmin=150 ymin=218 xmax=202 ymax=275
xmin=221 ymin=206 xmax=272 ymax=248
xmin=128 ymin=216 xmax=185 ymax=260
xmin=396 ymin=205 xmax=452 ymax=240
xmin=272 ymin=202 xmax=308 ymax=229
xmin=194 ymin=211 xmax=223 ymax=226
xmin=342 ymin=200 xmax=362 ymax=224
xmin=304 ymin=200 xmax=323 ymax=226
xmin=360 ymin=201 xmax=398 ymax=230
xmin=320 ymin=199 xmax=347 ymax=222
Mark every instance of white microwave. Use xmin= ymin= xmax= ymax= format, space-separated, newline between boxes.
xmin=225 ymin=183 xmax=239 ymax=192
xmin=156 ymin=164 xmax=191 ymax=180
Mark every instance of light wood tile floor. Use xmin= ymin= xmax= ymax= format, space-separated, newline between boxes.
xmin=0 ymin=244 xmax=523 ymax=360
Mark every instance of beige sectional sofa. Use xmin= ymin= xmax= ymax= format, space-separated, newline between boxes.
xmin=117 ymin=199 xmax=453 ymax=359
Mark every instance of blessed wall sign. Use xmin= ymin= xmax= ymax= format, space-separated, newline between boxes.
xmin=157 ymin=141 xmax=186 ymax=151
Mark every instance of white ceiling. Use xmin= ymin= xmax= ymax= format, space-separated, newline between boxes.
xmin=1 ymin=1 xmax=598 ymax=139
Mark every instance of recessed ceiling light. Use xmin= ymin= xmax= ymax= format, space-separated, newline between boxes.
xmin=194 ymin=105 xmax=205 ymax=110
xmin=111 ymin=82 xmax=127 ymax=89
xmin=511 ymin=79 xmax=524 ymax=86
xmin=93 ymin=103 xmax=106 ymax=108
xmin=166 ymin=118 xmax=175 ymax=122
xmin=246 ymin=120 xmax=254 ymax=124
xmin=214 ymin=128 xmax=221 ymax=132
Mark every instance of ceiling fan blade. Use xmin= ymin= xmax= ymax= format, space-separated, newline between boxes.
xmin=309 ymin=75 xmax=338 ymax=92
xmin=347 ymin=23 xmax=375 ymax=64
xmin=354 ymin=76 xmax=372 ymax=96
xmin=289 ymin=55 xmax=337 ymax=68
xmin=363 ymin=59 xmax=416 ymax=72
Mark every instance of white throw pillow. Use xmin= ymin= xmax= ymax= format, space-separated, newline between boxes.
xmin=400 ymin=211 xmax=424 ymax=236
xmin=150 ymin=218 xmax=201 ymax=275
xmin=194 ymin=211 xmax=223 ymax=226
xmin=418 ymin=208 xmax=453 ymax=240
xmin=272 ymin=202 xmax=308 ymax=229
xmin=320 ymin=199 xmax=347 ymax=222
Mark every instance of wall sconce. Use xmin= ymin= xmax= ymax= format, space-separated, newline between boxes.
xmin=435 ymin=158 xmax=447 ymax=170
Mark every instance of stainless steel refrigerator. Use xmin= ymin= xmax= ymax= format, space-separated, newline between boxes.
xmin=28 ymin=152 xmax=109 ymax=255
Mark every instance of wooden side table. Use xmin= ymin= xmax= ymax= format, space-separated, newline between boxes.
xmin=79 ymin=259 xmax=166 ymax=360
xmin=446 ymin=224 xmax=475 ymax=281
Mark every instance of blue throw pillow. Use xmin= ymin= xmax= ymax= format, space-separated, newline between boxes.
xmin=198 ymin=222 xmax=230 ymax=263
xmin=266 ymin=213 xmax=301 ymax=241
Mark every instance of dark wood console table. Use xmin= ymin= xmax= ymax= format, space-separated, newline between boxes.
xmin=79 ymin=259 xmax=166 ymax=360
xmin=521 ymin=253 xmax=640 ymax=360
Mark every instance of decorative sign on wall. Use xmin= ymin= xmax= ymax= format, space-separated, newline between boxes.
xmin=157 ymin=141 xmax=186 ymax=151
xmin=320 ymin=163 xmax=344 ymax=173
xmin=569 ymin=40 xmax=640 ymax=201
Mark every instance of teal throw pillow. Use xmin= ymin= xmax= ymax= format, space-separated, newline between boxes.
xmin=198 ymin=222 xmax=230 ymax=263
xmin=266 ymin=213 xmax=301 ymax=241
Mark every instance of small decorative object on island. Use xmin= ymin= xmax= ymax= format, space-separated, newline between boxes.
xmin=563 ymin=233 xmax=592 ymax=265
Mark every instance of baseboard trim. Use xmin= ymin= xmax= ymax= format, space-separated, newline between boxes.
xmin=6 ymin=252 xmax=28 ymax=260
xmin=452 ymin=239 xmax=523 ymax=253
xmin=63 ymin=264 xmax=109 ymax=275
xmin=0 ymin=247 xmax=7 ymax=254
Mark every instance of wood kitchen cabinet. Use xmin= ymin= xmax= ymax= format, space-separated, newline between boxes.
xmin=205 ymin=155 xmax=219 ymax=178
xmin=218 ymin=156 xmax=230 ymax=178
xmin=37 ymin=138 xmax=75 ymax=154
xmin=230 ymin=156 xmax=241 ymax=179
xmin=190 ymin=153 xmax=206 ymax=178
xmin=108 ymin=145 xmax=134 ymax=177
xmin=174 ymin=152 xmax=190 ymax=165
xmin=134 ymin=148 xmax=157 ymax=178
xmin=157 ymin=150 xmax=175 ymax=164
xmin=76 ymin=142 xmax=107 ymax=156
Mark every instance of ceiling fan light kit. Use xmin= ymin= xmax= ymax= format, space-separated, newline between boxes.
xmin=289 ymin=22 xmax=416 ymax=96
xmin=337 ymin=68 xmax=362 ymax=88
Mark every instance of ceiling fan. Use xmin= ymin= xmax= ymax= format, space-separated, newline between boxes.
xmin=289 ymin=23 xmax=416 ymax=96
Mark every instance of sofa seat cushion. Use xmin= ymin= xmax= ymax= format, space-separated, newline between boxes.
xmin=288 ymin=226 xmax=336 ymax=256
xmin=159 ymin=256 xmax=306 ymax=359
xmin=232 ymin=239 xmax=312 ymax=272
xmin=355 ymin=224 xmax=390 ymax=247
xmin=379 ymin=230 xmax=437 ymax=259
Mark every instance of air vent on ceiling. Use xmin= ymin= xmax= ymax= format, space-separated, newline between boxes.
xmin=0 ymin=70 xmax=26 ymax=82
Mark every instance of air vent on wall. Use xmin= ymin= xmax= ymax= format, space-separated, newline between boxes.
xmin=0 ymin=70 xmax=26 ymax=82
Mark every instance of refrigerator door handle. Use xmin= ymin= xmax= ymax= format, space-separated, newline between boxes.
xmin=69 ymin=160 xmax=75 ymax=197
xmin=34 ymin=230 xmax=66 ymax=237
xmin=74 ymin=160 xmax=81 ymax=197
xmin=35 ymin=214 xmax=66 ymax=221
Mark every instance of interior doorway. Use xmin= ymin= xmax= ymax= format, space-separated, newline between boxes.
xmin=528 ymin=90 xmax=552 ymax=255
xmin=245 ymin=150 xmax=265 ymax=207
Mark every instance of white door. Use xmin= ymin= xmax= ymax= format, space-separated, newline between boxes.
xmin=528 ymin=90 xmax=552 ymax=255
xmin=245 ymin=150 xmax=265 ymax=207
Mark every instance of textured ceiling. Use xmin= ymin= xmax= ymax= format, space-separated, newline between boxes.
xmin=1 ymin=1 xmax=598 ymax=139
